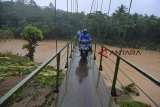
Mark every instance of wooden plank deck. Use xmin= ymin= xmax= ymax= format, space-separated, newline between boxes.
xmin=57 ymin=47 xmax=117 ymax=107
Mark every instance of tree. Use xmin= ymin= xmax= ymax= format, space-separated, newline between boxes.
xmin=87 ymin=12 xmax=107 ymax=42
xmin=29 ymin=0 xmax=36 ymax=6
xmin=16 ymin=0 xmax=27 ymax=4
xmin=21 ymin=25 xmax=43 ymax=61
xmin=0 ymin=1 xmax=160 ymax=50
xmin=49 ymin=2 xmax=54 ymax=8
xmin=0 ymin=29 xmax=13 ymax=43
xmin=111 ymin=5 xmax=129 ymax=45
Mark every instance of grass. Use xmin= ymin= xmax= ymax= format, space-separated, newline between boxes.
xmin=0 ymin=52 xmax=57 ymax=86
xmin=118 ymin=100 xmax=151 ymax=107
xmin=0 ymin=52 xmax=37 ymax=80
xmin=0 ymin=52 xmax=64 ymax=92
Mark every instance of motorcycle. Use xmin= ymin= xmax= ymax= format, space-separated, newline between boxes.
xmin=79 ymin=40 xmax=89 ymax=62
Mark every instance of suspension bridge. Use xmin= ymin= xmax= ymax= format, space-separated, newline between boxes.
xmin=0 ymin=39 xmax=160 ymax=107
xmin=57 ymin=46 xmax=116 ymax=107
xmin=0 ymin=0 xmax=160 ymax=107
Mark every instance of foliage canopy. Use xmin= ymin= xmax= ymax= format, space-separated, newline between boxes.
xmin=0 ymin=29 xmax=13 ymax=42
xmin=0 ymin=1 xmax=160 ymax=50
xmin=21 ymin=25 xmax=43 ymax=60
xmin=21 ymin=25 xmax=43 ymax=41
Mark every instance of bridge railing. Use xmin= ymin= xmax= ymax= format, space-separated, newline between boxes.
xmin=93 ymin=41 xmax=160 ymax=107
xmin=0 ymin=38 xmax=76 ymax=106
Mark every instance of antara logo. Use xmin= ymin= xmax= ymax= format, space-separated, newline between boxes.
xmin=98 ymin=47 xmax=141 ymax=58
xmin=98 ymin=48 xmax=109 ymax=58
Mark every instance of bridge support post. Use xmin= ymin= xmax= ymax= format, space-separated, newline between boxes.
xmin=99 ymin=46 xmax=103 ymax=71
xmin=73 ymin=38 xmax=76 ymax=50
xmin=94 ymin=42 xmax=96 ymax=60
xmin=55 ymin=53 xmax=61 ymax=92
xmin=65 ymin=44 xmax=69 ymax=68
xmin=111 ymin=55 xmax=120 ymax=97
xmin=70 ymin=42 xmax=72 ymax=58
xmin=71 ymin=40 xmax=74 ymax=52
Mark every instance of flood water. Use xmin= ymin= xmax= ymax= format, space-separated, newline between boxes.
xmin=0 ymin=39 xmax=160 ymax=107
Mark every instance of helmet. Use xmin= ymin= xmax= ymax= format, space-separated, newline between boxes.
xmin=83 ymin=29 xmax=88 ymax=35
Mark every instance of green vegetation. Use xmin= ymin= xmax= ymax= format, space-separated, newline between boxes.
xmin=0 ymin=53 xmax=57 ymax=87
xmin=21 ymin=25 xmax=43 ymax=61
xmin=0 ymin=29 xmax=13 ymax=42
xmin=118 ymin=83 xmax=150 ymax=107
xmin=118 ymin=100 xmax=151 ymax=107
xmin=0 ymin=53 xmax=64 ymax=106
xmin=122 ymin=83 xmax=139 ymax=96
xmin=0 ymin=0 xmax=81 ymax=39
xmin=0 ymin=1 xmax=160 ymax=50
xmin=0 ymin=53 xmax=63 ymax=107
xmin=88 ymin=6 xmax=160 ymax=50
xmin=0 ymin=52 xmax=34 ymax=82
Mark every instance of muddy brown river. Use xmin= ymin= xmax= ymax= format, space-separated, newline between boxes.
xmin=0 ymin=39 xmax=160 ymax=107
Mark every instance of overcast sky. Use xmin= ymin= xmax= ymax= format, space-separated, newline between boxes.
xmin=32 ymin=0 xmax=160 ymax=16
xmin=3 ymin=0 xmax=158 ymax=16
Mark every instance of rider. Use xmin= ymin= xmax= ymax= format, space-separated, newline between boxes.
xmin=79 ymin=29 xmax=92 ymax=53
xmin=77 ymin=30 xmax=81 ymax=39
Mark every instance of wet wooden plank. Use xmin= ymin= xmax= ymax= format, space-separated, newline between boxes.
xmin=57 ymin=47 xmax=117 ymax=107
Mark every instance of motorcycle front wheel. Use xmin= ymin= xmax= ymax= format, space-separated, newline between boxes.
xmin=80 ymin=50 xmax=88 ymax=62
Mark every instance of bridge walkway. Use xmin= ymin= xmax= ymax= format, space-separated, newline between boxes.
xmin=57 ymin=47 xmax=117 ymax=107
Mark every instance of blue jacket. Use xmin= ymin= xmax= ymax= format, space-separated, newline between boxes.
xmin=79 ymin=33 xmax=91 ymax=47
xmin=77 ymin=31 xmax=81 ymax=38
